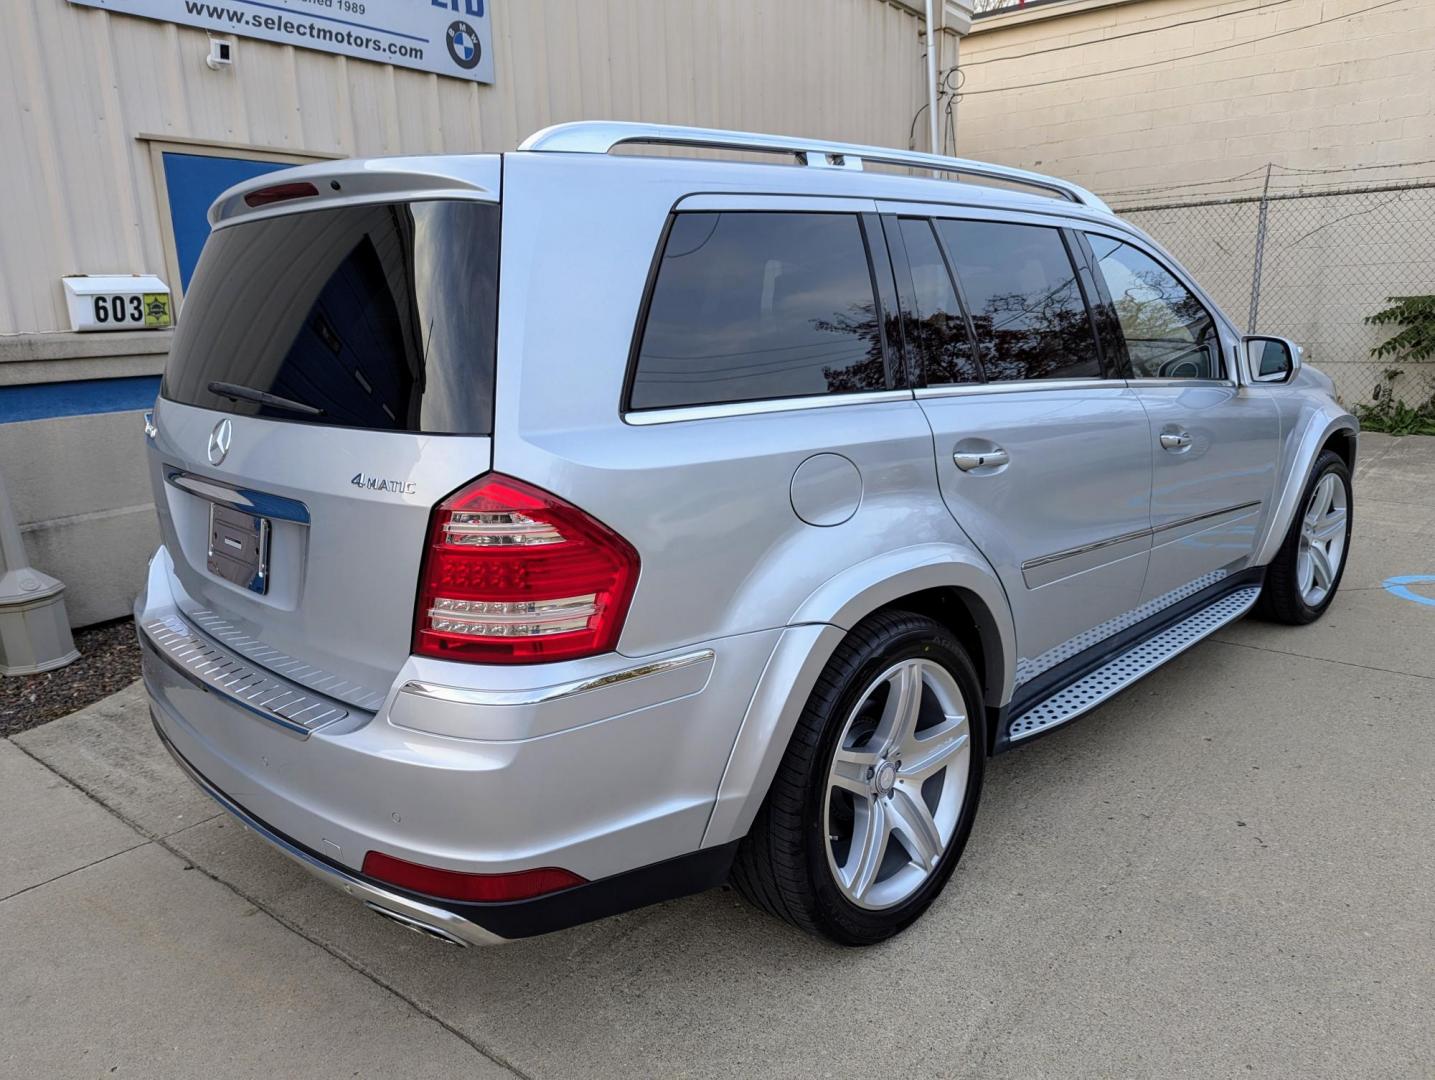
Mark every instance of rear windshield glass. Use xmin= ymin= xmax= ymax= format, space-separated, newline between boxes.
xmin=163 ymin=200 xmax=499 ymax=434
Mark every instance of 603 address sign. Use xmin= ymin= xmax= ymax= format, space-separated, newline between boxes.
xmin=93 ymin=294 xmax=144 ymax=324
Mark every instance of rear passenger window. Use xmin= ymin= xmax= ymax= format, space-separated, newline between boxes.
xmin=629 ymin=212 xmax=890 ymax=411
xmin=895 ymin=217 xmax=980 ymax=386
xmin=936 ymin=220 xmax=1103 ymax=382
xmin=1087 ymin=234 xmax=1222 ymax=380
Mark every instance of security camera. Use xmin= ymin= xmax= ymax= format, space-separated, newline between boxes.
xmin=206 ymin=36 xmax=234 ymax=70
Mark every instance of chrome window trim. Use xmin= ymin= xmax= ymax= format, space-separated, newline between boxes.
xmin=914 ymin=378 xmax=1116 ymax=400
xmin=675 ymin=193 xmax=879 ymax=213
xmin=1124 ymin=377 xmax=1238 ymax=389
xmin=165 ymin=468 xmax=311 ymax=525
xmin=399 ymin=649 xmax=716 ymax=707
xmin=623 ymin=389 xmax=915 ymax=426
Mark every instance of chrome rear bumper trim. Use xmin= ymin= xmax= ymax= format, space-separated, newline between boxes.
xmin=150 ymin=716 xmax=504 ymax=947
xmin=139 ymin=612 xmax=351 ymax=737
xmin=399 ymin=648 xmax=715 ymax=708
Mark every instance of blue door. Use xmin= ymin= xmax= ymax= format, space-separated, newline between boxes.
xmin=162 ymin=152 xmax=293 ymax=291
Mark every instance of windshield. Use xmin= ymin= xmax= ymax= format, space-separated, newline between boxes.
xmin=163 ymin=199 xmax=500 ymax=435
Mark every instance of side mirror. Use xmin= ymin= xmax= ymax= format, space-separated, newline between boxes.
xmin=1245 ymin=335 xmax=1302 ymax=383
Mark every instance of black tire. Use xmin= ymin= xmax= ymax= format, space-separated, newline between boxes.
xmin=1257 ymin=449 xmax=1353 ymax=625
xmin=731 ymin=610 xmax=985 ymax=945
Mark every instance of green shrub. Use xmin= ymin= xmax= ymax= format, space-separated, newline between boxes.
xmin=1358 ymin=298 xmax=1435 ymax=435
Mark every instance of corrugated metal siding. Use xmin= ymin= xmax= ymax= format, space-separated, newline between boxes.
xmin=2 ymin=0 xmax=929 ymax=334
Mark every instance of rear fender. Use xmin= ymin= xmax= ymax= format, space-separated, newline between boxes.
xmin=701 ymin=546 xmax=1012 ymax=847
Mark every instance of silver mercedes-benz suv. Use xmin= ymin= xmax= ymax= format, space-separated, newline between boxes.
xmin=137 ymin=122 xmax=1356 ymax=946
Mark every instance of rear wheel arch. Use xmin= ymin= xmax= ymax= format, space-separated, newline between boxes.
xmin=873 ymin=586 xmax=1004 ymax=744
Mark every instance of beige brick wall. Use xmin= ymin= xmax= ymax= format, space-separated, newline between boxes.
xmin=957 ymin=0 xmax=1435 ymax=406
xmin=958 ymin=0 xmax=1435 ymax=197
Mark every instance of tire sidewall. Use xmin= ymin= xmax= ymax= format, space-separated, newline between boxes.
xmin=1283 ymin=453 xmax=1353 ymax=620
xmin=801 ymin=625 xmax=985 ymax=944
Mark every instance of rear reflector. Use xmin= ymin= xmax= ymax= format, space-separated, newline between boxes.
xmin=362 ymin=851 xmax=586 ymax=903
xmin=413 ymin=473 xmax=639 ymax=664
xmin=243 ymin=181 xmax=319 ymax=208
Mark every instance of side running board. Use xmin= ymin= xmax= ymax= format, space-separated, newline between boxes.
xmin=1008 ymin=586 xmax=1261 ymax=743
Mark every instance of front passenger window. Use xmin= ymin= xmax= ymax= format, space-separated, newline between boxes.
xmin=1088 ymin=234 xmax=1221 ymax=380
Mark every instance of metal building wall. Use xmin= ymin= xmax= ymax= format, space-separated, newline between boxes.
xmin=2 ymin=0 xmax=930 ymax=335
xmin=0 ymin=0 xmax=932 ymax=627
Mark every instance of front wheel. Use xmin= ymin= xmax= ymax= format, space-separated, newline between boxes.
xmin=731 ymin=610 xmax=985 ymax=945
xmin=1258 ymin=449 xmax=1352 ymax=624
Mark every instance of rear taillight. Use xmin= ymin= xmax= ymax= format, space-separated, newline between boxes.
xmin=412 ymin=474 xmax=640 ymax=664
xmin=362 ymin=851 xmax=585 ymax=902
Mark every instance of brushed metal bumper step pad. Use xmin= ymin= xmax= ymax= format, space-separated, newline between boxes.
xmin=141 ymin=613 xmax=350 ymax=736
xmin=1008 ymin=586 xmax=1261 ymax=743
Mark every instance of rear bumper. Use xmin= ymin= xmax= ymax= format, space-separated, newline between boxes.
xmin=152 ymin=717 xmax=737 ymax=943
xmin=151 ymin=718 xmax=504 ymax=946
xmin=136 ymin=546 xmax=771 ymax=939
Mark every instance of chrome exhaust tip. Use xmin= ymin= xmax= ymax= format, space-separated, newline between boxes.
xmin=363 ymin=902 xmax=467 ymax=947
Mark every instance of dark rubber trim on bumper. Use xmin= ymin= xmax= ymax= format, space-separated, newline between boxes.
xmin=150 ymin=712 xmax=739 ymax=941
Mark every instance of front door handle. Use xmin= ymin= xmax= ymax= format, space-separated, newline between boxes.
xmin=954 ymin=447 xmax=1009 ymax=472
xmin=1159 ymin=430 xmax=1192 ymax=451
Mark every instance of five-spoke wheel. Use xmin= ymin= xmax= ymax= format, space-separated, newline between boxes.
xmin=1260 ymin=448 xmax=1352 ymax=625
xmin=732 ymin=610 xmax=985 ymax=945
xmin=1296 ymin=470 xmax=1348 ymax=607
xmin=824 ymin=659 xmax=971 ymax=910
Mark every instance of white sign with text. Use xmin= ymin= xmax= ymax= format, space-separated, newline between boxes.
xmin=68 ymin=0 xmax=494 ymax=83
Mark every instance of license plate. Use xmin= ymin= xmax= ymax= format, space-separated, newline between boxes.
xmin=208 ymin=503 xmax=271 ymax=595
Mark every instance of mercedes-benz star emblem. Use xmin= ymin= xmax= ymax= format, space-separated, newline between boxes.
xmin=207 ymin=417 xmax=232 ymax=466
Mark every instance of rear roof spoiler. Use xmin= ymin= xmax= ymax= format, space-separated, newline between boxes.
xmin=208 ymin=155 xmax=501 ymax=228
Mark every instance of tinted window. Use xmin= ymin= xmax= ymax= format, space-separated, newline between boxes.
xmin=630 ymin=212 xmax=889 ymax=410
xmin=896 ymin=217 xmax=981 ymax=386
xmin=164 ymin=201 xmax=499 ymax=434
xmin=937 ymin=220 xmax=1103 ymax=382
xmin=1088 ymin=234 xmax=1221 ymax=379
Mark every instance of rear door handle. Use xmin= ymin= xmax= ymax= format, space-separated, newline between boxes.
xmin=1159 ymin=431 xmax=1192 ymax=451
xmin=954 ymin=447 xmax=1009 ymax=472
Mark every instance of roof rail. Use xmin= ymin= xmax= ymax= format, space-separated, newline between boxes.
xmin=518 ymin=121 xmax=1111 ymax=214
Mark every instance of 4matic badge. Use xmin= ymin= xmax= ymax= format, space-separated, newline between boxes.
xmin=351 ymin=472 xmax=417 ymax=496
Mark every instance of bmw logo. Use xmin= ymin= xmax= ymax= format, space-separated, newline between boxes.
xmin=446 ymin=20 xmax=480 ymax=70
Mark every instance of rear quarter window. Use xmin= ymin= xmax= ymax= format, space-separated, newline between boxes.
xmin=628 ymin=211 xmax=892 ymax=411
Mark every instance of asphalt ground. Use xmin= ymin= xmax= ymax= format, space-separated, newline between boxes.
xmin=3 ymin=432 xmax=1432 ymax=1079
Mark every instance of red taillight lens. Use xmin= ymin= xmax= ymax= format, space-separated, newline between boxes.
xmin=362 ymin=851 xmax=585 ymax=902
xmin=412 ymin=473 xmax=640 ymax=664
xmin=243 ymin=181 xmax=319 ymax=207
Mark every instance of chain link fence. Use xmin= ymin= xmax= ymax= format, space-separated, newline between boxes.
xmin=1114 ymin=176 xmax=1435 ymax=409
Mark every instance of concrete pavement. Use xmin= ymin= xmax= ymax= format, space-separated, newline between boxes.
xmin=3 ymin=433 xmax=1433 ymax=1079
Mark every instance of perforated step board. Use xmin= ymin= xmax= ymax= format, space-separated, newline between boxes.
xmin=1008 ymin=586 xmax=1260 ymax=742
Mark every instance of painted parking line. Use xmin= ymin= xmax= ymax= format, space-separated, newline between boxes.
xmin=1382 ymin=574 xmax=1435 ymax=608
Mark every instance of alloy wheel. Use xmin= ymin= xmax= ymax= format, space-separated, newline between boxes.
xmin=823 ymin=658 xmax=972 ymax=910
xmin=1297 ymin=471 xmax=1348 ymax=607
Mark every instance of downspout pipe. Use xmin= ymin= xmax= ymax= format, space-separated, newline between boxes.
xmin=925 ymin=0 xmax=941 ymax=155
xmin=0 ymin=466 xmax=78 ymax=675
